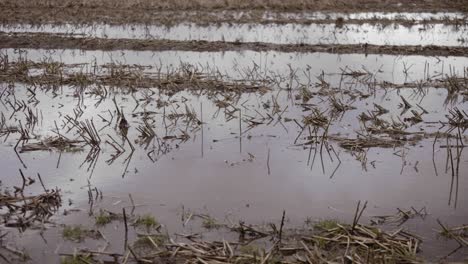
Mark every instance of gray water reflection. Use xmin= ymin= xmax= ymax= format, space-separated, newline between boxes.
xmin=3 ymin=48 xmax=468 ymax=86
xmin=262 ymin=11 xmax=467 ymax=21
xmin=2 ymin=22 xmax=467 ymax=46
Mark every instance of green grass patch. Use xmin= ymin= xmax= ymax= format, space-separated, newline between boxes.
xmin=62 ymin=225 xmax=101 ymax=242
xmin=202 ymin=216 xmax=222 ymax=229
xmin=61 ymin=255 xmax=94 ymax=264
xmin=134 ymin=214 xmax=160 ymax=230
xmin=62 ymin=226 xmax=85 ymax=242
xmin=313 ymin=219 xmax=340 ymax=231
xmin=95 ymin=210 xmax=120 ymax=226
xmin=239 ymin=244 xmax=260 ymax=255
xmin=133 ymin=234 xmax=169 ymax=249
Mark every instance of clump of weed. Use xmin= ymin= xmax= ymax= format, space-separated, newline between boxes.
xmin=133 ymin=234 xmax=169 ymax=249
xmin=300 ymin=87 xmax=313 ymax=102
xmin=62 ymin=226 xmax=85 ymax=242
xmin=62 ymin=225 xmax=101 ymax=242
xmin=95 ymin=210 xmax=120 ymax=226
xmin=95 ymin=211 xmax=112 ymax=226
xmin=202 ymin=216 xmax=222 ymax=229
xmin=61 ymin=254 xmax=94 ymax=264
xmin=302 ymin=108 xmax=329 ymax=127
xmin=134 ymin=214 xmax=160 ymax=230
xmin=439 ymin=228 xmax=451 ymax=238
xmin=69 ymin=72 xmax=92 ymax=87
xmin=44 ymin=61 xmax=63 ymax=75
xmin=313 ymin=219 xmax=340 ymax=231
xmin=437 ymin=221 xmax=468 ymax=241
xmin=239 ymin=244 xmax=260 ymax=255
xmin=268 ymin=253 xmax=283 ymax=264
xmin=314 ymin=237 xmax=328 ymax=249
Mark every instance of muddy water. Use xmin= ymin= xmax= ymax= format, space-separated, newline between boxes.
xmin=0 ymin=46 xmax=467 ymax=262
xmin=2 ymin=22 xmax=467 ymax=46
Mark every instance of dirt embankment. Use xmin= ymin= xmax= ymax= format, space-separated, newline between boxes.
xmin=2 ymin=0 xmax=467 ymax=11
xmin=0 ymin=0 xmax=467 ymax=25
xmin=1 ymin=32 xmax=467 ymax=57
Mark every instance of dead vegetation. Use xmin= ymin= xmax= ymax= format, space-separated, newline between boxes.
xmin=19 ymin=136 xmax=84 ymax=152
xmin=1 ymin=8 xmax=466 ymax=27
xmin=62 ymin=225 xmax=103 ymax=242
xmin=331 ymin=136 xmax=406 ymax=151
xmin=1 ymin=32 xmax=468 ymax=56
xmin=0 ymin=56 xmax=268 ymax=94
xmin=2 ymin=0 xmax=467 ymax=12
xmin=56 ymin=204 xmax=425 ymax=263
xmin=302 ymin=223 xmax=421 ymax=263
xmin=437 ymin=221 xmax=468 ymax=252
xmin=371 ymin=207 xmax=428 ymax=226
xmin=0 ymin=55 xmax=465 ymax=176
xmin=0 ymin=170 xmax=61 ymax=229
xmin=446 ymin=108 xmax=468 ymax=130
xmin=439 ymin=223 xmax=468 ymax=239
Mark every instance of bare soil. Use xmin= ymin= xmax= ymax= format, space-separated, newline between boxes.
xmin=1 ymin=0 xmax=467 ymax=11
xmin=2 ymin=9 xmax=466 ymax=26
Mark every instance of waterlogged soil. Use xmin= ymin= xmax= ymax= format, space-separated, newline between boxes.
xmin=0 ymin=10 xmax=466 ymax=57
xmin=0 ymin=5 xmax=467 ymax=263
xmin=2 ymin=32 xmax=468 ymax=57
xmin=0 ymin=48 xmax=467 ymax=263
xmin=1 ymin=0 xmax=468 ymax=25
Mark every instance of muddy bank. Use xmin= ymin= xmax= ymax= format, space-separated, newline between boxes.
xmin=1 ymin=0 xmax=467 ymax=26
xmin=1 ymin=32 xmax=468 ymax=56
xmin=1 ymin=0 xmax=468 ymax=12
xmin=0 ymin=9 xmax=466 ymax=26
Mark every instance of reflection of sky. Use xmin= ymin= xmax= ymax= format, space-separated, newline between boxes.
xmin=1 ymin=22 xmax=467 ymax=46
xmin=1 ymin=80 xmax=466 ymax=212
xmin=4 ymin=48 xmax=468 ymax=85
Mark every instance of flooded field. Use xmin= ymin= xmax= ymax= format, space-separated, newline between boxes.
xmin=0 ymin=1 xmax=467 ymax=263
xmin=2 ymin=22 xmax=468 ymax=46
